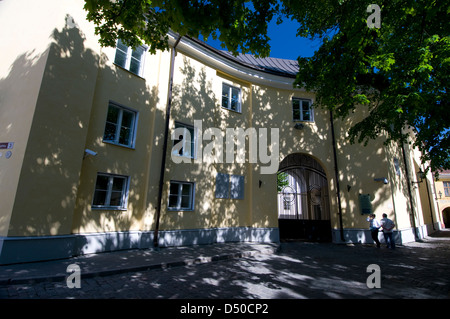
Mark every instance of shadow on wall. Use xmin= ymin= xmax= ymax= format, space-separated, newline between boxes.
xmin=0 ymin=15 xmax=161 ymax=263
xmin=4 ymin=18 xmax=100 ymax=237
xmin=164 ymin=56 xmax=250 ymax=231
xmin=251 ymin=79 xmax=397 ymax=238
xmin=71 ymin=24 xmax=163 ymax=249
xmin=0 ymin=15 xmax=280 ymax=264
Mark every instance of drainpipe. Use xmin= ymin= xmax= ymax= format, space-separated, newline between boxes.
xmin=431 ymin=175 xmax=442 ymax=227
xmin=401 ymin=143 xmax=419 ymax=240
xmin=153 ymin=34 xmax=182 ymax=248
xmin=329 ymin=110 xmax=345 ymax=242
xmin=422 ymin=165 xmax=436 ymax=231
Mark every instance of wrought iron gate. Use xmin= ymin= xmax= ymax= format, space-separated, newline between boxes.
xmin=277 ymin=154 xmax=332 ymax=242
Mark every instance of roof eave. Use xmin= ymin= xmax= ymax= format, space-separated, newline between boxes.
xmin=167 ymin=31 xmax=302 ymax=91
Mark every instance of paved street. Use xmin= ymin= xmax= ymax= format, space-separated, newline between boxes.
xmin=1 ymin=231 xmax=449 ymax=300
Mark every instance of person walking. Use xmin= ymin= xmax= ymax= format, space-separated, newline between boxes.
xmin=380 ymin=213 xmax=396 ymax=249
xmin=367 ymin=213 xmax=381 ymax=248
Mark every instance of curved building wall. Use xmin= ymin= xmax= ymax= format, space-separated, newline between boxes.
xmin=0 ymin=0 xmax=441 ymax=264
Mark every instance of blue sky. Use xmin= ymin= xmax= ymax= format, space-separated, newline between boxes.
xmin=203 ymin=18 xmax=321 ymax=61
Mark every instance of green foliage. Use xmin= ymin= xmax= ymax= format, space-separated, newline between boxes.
xmin=84 ymin=0 xmax=279 ymax=57
xmin=287 ymin=0 xmax=450 ymax=173
xmin=277 ymin=172 xmax=289 ymax=192
xmin=84 ymin=0 xmax=450 ymax=172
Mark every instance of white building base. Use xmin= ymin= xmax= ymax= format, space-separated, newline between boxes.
xmin=332 ymin=222 xmax=442 ymax=245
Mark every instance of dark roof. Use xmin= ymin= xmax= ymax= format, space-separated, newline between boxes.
xmin=188 ymin=36 xmax=299 ymax=78
xmin=221 ymin=51 xmax=299 ymax=77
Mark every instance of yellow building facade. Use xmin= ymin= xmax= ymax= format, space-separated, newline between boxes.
xmin=435 ymin=170 xmax=450 ymax=228
xmin=0 ymin=0 xmax=443 ymax=264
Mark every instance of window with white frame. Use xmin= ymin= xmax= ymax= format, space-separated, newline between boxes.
xmin=92 ymin=173 xmax=129 ymax=209
xmin=172 ymin=122 xmax=196 ymax=159
xmin=292 ymin=98 xmax=313 ymax=122
xmin=444 ymin=181 xmax=450 ymax=197
xmin=114 ymin=39 xmax=146 ymax=76
xmin=222 ymin=83 xmax=241 ymax=112
xmin=215 ymin=173 xmax=245 ymax=199
xmin=168 ymin=181 xmax=195 ymax=210
xmin=103 ymin=102 xmax=137 ymax=148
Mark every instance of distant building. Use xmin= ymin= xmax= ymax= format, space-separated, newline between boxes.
xmin=0 ymin=0 xmax=443 ymax=264
xmin=434 ymin=170 xmax=450 ymax=228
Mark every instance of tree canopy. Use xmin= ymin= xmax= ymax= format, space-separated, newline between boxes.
xmin=84 ymin=0 xmax=280 ymax=56
xmin=84 ymin=0 xmax=450 ymax=173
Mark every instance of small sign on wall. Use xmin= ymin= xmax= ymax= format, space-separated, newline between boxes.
xmin=0 ymin=142 xmax=14 ymax=160
xmin=359 ymin=194 xmax=372 ymax=215
xmin=0 ymin=142 xmax=14 ymax=149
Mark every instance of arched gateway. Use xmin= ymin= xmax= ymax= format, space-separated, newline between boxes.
xmin=277 ymin=154 xmax=332 ymax=242
xmin=443 ymin=207 xmax=450 ymax=229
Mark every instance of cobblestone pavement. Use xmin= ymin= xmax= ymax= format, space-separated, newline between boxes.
xmin=1 ymin=231 xmax=449 ymax=300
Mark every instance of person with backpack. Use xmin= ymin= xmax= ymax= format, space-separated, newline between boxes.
xmin=380 ymin=213 xmax=396 ymax=249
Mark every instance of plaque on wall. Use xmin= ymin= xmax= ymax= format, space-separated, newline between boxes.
xmin=359 ymin=194 xmax=372 ymax=215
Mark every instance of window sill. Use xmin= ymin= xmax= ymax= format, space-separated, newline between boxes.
xmin=172 ymin=154 xmax=196 ymax=160
xmin=92 ymin=206 xmax=127 ymax=211
xmin=113 ymin=63 xmax=146 ymax=81
xmin=221 ymin=106 xmax=242 ymax=114
xmin=292 ymin=120 xmax=314 ymax=123
xmin=103 ymin=140 xmax=136 ymax=150
xmin=168 ymin=208 xmax=194 ymax=212
xmin=293 ymin=120 xmax=314 ymax=123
